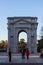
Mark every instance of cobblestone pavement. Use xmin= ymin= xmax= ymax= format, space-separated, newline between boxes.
xmin=0 ymin=52 xmax=43 ymax=63
xmin=0 ymin=55 xmax=43 ymax=63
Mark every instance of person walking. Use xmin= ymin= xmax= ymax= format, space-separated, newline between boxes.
xmin=21 ymin=48 xmax=25 ymax=59
xmin=40 ymin=49 xmax=43 ymax=58
xmin=8 ymin=48 xmax=11 ymax=62
xmin=26 ymin=48 xmax=29 ymax=59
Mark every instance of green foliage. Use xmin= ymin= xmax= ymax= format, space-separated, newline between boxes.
xmin=18 ymin=38 xmax=27 ymax=52
xmin=40 ymin=48 xmax=43 ymax=51
xmin=0 ymin=40 xmax=8 ymax=52
xmin=37 ymin=36 xmax=43 ymax=52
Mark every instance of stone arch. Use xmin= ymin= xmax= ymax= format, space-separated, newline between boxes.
xmin=17 ymin=30 xmax=27 ymax=52
xmin=7 ymin=17 xmax=38 ymax=54
xmin=17 ymin=29 xmax=27 ymax=41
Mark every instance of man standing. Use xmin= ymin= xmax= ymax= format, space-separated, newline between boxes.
xmin=8 ymin=48 xmax=11 ymax=62
xmin=21 ymin=48 xmax=25 ymax=59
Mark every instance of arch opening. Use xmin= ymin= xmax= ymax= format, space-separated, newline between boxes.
xmin=18 ymin=30 xmax=27 ymax=53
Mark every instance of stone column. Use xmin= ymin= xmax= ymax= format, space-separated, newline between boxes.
xmin=10 ymin=25 xmax=14 ymax=53
xmin=27 ymin=28 xmax=31 ymax=54
xmin=30 ymin=29 xmax=37 ymax=54
xmin=8 ymin=24 xmax=14 ymax=53
xmin=8 ymin=27 xmax=11 ymax=48
xmin=13 ymin=28 xmax=18 ymax=53
xmin=33 ymin=29 xmax=37 ymax=54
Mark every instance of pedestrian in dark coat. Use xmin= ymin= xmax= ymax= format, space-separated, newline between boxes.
xmin=26 ymin=48 xmax=29 ymax=59
xmin=8 ymin=48 xmax=11 ymax=62
xmin=40 ymin=50 xmax=43 ymax=58
xmin=21 ymin=48 xmax=25 ymax=59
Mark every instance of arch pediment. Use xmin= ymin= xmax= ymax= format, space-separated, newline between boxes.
xmin=14 ymin=19 xmax=31 ymax=24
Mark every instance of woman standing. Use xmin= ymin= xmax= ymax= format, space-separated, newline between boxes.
xmin=26 ymin=48 xmax=29 ymax=59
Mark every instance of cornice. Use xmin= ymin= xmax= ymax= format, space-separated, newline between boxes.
xmin=7 ymin=16 xmax=38 ymax=20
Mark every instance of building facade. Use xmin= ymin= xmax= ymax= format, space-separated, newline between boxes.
xmin=7 ymin=17 xmax=38 ymax=54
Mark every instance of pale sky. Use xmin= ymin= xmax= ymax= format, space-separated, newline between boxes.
xmin=19 ymin=32 xmax=27 ymax=42
xmin=0 ymin=0 xmax=43 ymax=41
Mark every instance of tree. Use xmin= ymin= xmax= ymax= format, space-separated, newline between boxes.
xmin=20 ymin=39 xmax=25 ymax=43
xmin=0 ymin=40 xmax=8 ymax=47
xmin=40 ymin=27 xmax=43 ymax=47
xmin=4 ymin=40 xmax=8 ymax=48
xmin=1 ymin=40 xmax=5 ymax=47
xmin=37 ymin=27 xmax=43 ymax=52
xmin=18 ymin=38 xmax=27 ymax=52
